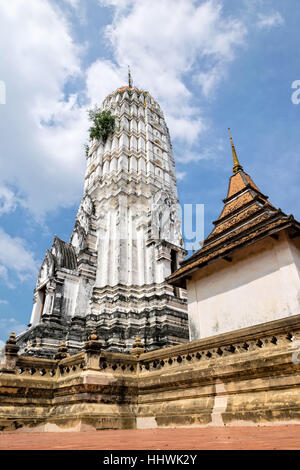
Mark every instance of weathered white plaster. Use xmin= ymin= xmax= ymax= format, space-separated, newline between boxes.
xmin=136 ymin=417 xmax=158 ymax=429
xmin=62 ymin=278 xmax=79 ymax=317
xmin=188 ymin=232 xmax=300 ymax=340
xmin=30 ymin=293 xmax=42 ymax=326
xmin=210 ymin=381 xmax=227 ymax=427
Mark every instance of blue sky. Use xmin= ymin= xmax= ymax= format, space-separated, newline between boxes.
xmin=0 ymin=0 xmax=299 ymax=346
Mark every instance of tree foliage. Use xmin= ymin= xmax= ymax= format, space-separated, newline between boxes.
xmin=88 ymin=108 xmax=115 ymax=143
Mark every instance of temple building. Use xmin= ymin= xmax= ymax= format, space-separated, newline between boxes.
xmin=1 ymin=125 xmax=299 ymax=432
xmin=17 ymin=73 xmax=188 ymax=358
xmin=167 ymin=130 xmax=300 ymax=340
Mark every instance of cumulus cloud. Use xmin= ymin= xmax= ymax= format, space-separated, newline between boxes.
xmin=99 ymin=0 xmax=133 ymax=10
xmin=0 ymin=228 xmax=38 ymax=287
xmin=176 ymin=171 xmax=187 ymax=182
xmin=86 ymin=60 xmax=125 ymax=104
xmin=0 ymin=0 xmax=87 ymax=218
xmin=0 ymin=185 xmax=19 ymax=216
xmin=0 ymin=0 xmax=247 ymax=220
xmin=0 ymin=317 xmax=27 ymax=344
xmin=176 ymin=141 xmax=224 ymax=164
xmin=63 ymin=0 xmax=81 ymax=8
xmin=96 ymin=0 xmax=246 ymax=140
xmin=0 ymin=0 xmax=282 ymax=220
xmin=257 ymin=11 xmax=284 ymax=29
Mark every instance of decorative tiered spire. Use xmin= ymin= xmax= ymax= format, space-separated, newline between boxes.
xmin=54 ymin=341 xmax=69 ymax=360
xmin=130 ymin=336 xmax=145 ymax=357
xmin=228 ymin=128 xmax=243 ymax=173
xmin=128 ymin=66 xmax=133 ymax=88
xmin=5 ymin=332 xmax=19 ymax=357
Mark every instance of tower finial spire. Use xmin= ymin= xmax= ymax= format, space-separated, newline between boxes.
xmin=228 ymin=128 xmax=243 ymax=173
xmin=128 ymin=65 xmax=133 ymax=88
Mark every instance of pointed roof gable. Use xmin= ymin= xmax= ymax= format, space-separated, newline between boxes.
xmin=51 ymin=236 xmax=78 ymax=271
xmin=167 ymin=133 xmax=300 ymax=288
xmin=205 ymin=167 xmax=276 ymax=243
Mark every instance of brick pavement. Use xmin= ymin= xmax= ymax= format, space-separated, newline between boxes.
xmin=0 ymin=425 xmax=299 ymax=450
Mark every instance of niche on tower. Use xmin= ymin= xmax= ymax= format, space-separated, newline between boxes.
xmin=171 ymin=249 xmax=180 ymax=297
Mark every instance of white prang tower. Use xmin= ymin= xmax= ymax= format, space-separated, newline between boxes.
xmin=18 ymin=71 xmax=188 ymax=357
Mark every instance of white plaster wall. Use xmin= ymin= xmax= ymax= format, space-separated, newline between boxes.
xmin=289 ymin=236 xmax=300 ymax=279
xmin=188 ymin=233 xmax=300 ymax=341
xmin=74 ymin=279 xmax=92 ymax=317
xmin=30 ymin=290 xmax=44 ymax=326
xmin=62 ymin=278 xmax=79 ymax=317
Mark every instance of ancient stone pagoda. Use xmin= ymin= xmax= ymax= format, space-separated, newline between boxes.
xmin=17 ymin=76 xmax=188 ymax=358
xmin=168 ymin=130 xmax=300 ymax=340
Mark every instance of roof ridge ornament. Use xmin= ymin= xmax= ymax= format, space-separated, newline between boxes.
xmin=128 ymin=65 xmax=133 ymax=88
xmin=228 ymin=128 xmax=243 ymax=173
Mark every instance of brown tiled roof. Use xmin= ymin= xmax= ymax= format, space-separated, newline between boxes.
xmin=167 ymin=168 xmax=300 ymax=288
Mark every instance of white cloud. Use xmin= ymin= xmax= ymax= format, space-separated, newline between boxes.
xmin=0 ymin=228 xmax=38 ymax=287
xmin=0 ymin=266 xmax=12 ymax=288
xmin=97 ymin=0 xmax=246 ymax=141
xmin=176 ymin=171 xmax=187 ymax=181
xmin=0 ymin=0 xmax=282 ymax=219
xmin=63 ymin=0 xmax=80 ymax=8
xmin=0 ymin=317 xmax=27 ymax=344
xmin=99 ymin=0 xmax=133 ymax=10
xmin=61 ymin=0 xmax=87 ymax=24
xmin=257 ymin=11 xmax=284 ymax=29
xmin=0 ymin=0 xmax=87 ymax=218
xmin=197 ymin=61 xmax=227 ymax=98
xmin=0 ymin=300 xmax=8 ymax=305
xmin=176 ymin=142 xmax=223 ymax=164
xmin=86 ymin=60 xmax=125 ymax=104
xmin=0 ymin=185 xmax=18 ymax=216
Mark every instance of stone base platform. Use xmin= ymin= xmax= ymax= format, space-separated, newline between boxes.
xmin=0 ymin=314 xmax=300 ymax=433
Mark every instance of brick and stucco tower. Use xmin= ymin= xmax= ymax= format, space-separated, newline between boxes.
xmin=18 ymin=75 xmax=188 ymax=358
